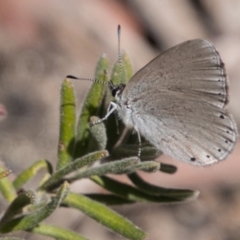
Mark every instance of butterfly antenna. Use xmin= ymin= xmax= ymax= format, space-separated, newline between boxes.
xmin=67 ymin=26 xmax=123 ymax=90
xmin=117 ymin=25 xmax=122 ymax=83
xmin=66 ymin=75 xmax=109 ymax=86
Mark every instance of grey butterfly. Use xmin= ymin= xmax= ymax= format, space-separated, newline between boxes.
xmin=109 ymin=39 xmax=238 ymax=166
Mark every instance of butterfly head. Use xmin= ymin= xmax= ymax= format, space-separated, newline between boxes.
xmin=109 ymin=81 xmax=126 ymax=102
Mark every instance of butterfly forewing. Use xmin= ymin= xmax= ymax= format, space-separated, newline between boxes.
xmin=122 ymin=39 xmax=228 ymax=109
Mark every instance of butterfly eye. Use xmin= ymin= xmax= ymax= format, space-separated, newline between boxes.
xmin=111 ymin=84 xmax=126 ymax=98
xmin=111 ymin=88 xmax=119 ymax=98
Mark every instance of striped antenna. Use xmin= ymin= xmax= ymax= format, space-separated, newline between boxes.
xmin=67 ymin=26 xmax=123 ymax=90
xmin=117 ymin=25 xmax=122 ymax=84
xmin=67 ymin=75 xmax=116 ymax=91
xmin=66 ymin=75 xmax=109 ymax=86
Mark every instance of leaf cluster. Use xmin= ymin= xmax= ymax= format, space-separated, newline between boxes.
xmin=0 ymin=52 xmax=198 ymax=240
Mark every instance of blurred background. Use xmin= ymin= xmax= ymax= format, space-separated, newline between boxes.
xmin=0 ymin=0 xmax=240 ymax=239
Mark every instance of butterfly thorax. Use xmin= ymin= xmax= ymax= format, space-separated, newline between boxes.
xmin=110 ymin=83 xmax=135 ymax=128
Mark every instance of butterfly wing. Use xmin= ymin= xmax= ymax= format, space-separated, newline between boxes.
xmin=129 ymin=91 xmax=237 ymax=165
xmin=120 ymin=39 xmax=237 ymax=165
xmin=122 ymin=39 xmax=228 ymax=109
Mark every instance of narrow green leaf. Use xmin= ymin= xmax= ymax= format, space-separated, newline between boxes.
xmin=159 ymin=162 xmax=177 ymax=174
xmin=0 ymin=166 xmax=17 ymax=202
xmin=57 ymin=78 xmax=76 ymax=170
xmin=91 ymin=175 xmax=198 ymax=203
xmin=0 ymin=190 xmax=36 ymax=223
xmin=124 ymin=161 xmax=160 ymax=173
xmin=13 ymin=159 xmax=53 ymax=190
xmin=75 ymin=55 xmax=108 ymax=158
xmin=69 ymin=157 xmax=140 ymax=181
xmin=111 ymin=50 xmax=133 ymax=85
xmin=89 ymin=116 xmax=107 ymax=151
xmin=112 ymin=144 xmax=161 ymax=161
xmin=140 ymin=146 xmax=162 ymax=161
xmin=0 ymin=181 xmax=69 ymax=233
xmin=31 ymin=223 xmax=89 ymax=240
xmin=105 ymin=58 xmax=130 ymax=151
xmin=122 ymin=50 xmax=133 ymax=81
xmin=111 ymin=61 xmax=127 ymax=86
xmin=85 ymin=193 xmax=134 ymax=205
xmin=128 ymin=172 xmax=199 ymax=200
xmin=63 ymin=192 xmax=146 ymax=240
xmin=0 ymin=169 xmax=12 ymax=179
xmin=111 ymin=144 xmax=138 ymax=160
xmin=40 ymin=150 xmax=108 ymax=190
xmin=0 ymin=237 xmax=25 ymax=240
xmin=105 ymin=107 xmax=124 ymax=152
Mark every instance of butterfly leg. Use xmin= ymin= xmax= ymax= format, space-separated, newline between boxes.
xmin=92 ymin=102 xmax=118 ymax=125
xmin=134 ymin=126 xmax=142 ymax=158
